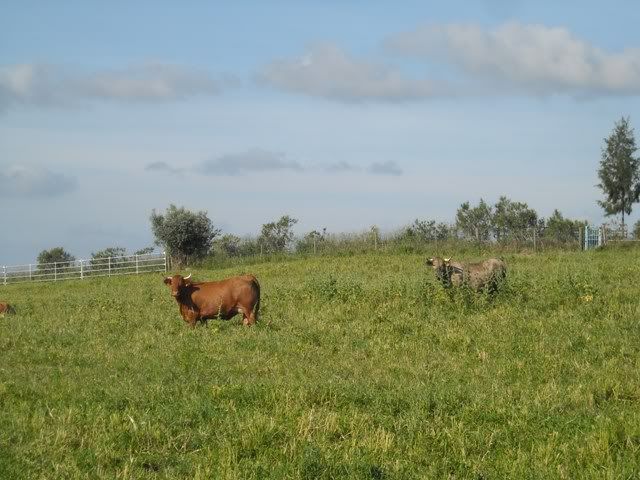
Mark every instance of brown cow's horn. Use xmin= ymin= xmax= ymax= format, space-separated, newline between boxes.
xmin=184 ymin=273 xmax=192 ymax=280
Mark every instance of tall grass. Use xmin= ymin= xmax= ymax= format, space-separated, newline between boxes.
xmin=1 ymin=248 xmax=639 ymax=478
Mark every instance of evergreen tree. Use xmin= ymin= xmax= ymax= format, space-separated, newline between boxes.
xmin=597 ymin=117 xmax=640 ymax=231
xmin=456 ymin=199 xmax=493 ymax=242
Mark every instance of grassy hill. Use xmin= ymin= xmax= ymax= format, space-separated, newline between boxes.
xmin=1 ymin=249 xmax=639 ymax=479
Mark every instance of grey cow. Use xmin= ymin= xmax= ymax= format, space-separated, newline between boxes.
xmin=426 ymin=257 xmax=506 ymax=293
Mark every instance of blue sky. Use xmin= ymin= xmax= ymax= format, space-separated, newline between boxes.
xmin=2 ymin=1 xmax=640 ymax=263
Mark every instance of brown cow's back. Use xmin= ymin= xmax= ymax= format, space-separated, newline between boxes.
xmin=0 ymin=302 xmax=15 ymax=315
xmin=192 ymin=275 xmax=259 ymax=320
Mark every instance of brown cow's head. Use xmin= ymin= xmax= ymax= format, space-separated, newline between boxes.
xmin=163 ymin=273 xmax=193 ymax=298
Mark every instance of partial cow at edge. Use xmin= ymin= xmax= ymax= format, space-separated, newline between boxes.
xmin=164 ymin=273 xmax=260 ymax=327
xmin=0 ymin=302 xmax=16 ymax=316
xmin=426 ymin=257 xmax=506 ymax=293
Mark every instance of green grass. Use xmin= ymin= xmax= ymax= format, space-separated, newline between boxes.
xmin=1 ymin=248 xmax=639 ymax=479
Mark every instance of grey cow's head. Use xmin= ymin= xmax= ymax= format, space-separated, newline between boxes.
xmin=426 ymin=257 xmax=456 ymax=286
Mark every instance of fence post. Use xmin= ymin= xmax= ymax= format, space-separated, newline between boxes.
xmin=2 ymin=265 xmax=5 ymax=285
xmin=54 ymin=262 xmax=57 ymax=281
xmin=579 ymin=226 xmax=583 ymax=250
xmin=533 ymin=227 xmax=537 ymax=252
xmin=108 ymin=257 xmax=111 ymax=277
xmin=80 ymin=260 xmax=84 ymax=279
xmin=135 ymin=255 xmax=139 ymax=274
xmin=164 ymin=252 xmax=168 ymax=272
xmin=29 ymin=264 xmax=32 ymax=281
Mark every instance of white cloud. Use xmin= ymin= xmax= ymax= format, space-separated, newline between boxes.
xmin=0 ymin=164 xmax=77 ymax=198
xmin=258 ymin=43 xmax=446 ymax=102
xmin=368 ymin=161 xmax=403 ymax=176
xmin=196 ymin=149 xmax=304 ymax=176
xmin=387 ymin=22 xmax=640 ymax=96
xmin=145 ymin=161 xmax=184 ymax=175
xmin=151 ymin=149 xmax=404 ymax=177
xmin=323 ymin=161 xmax=359 ymax=173
xmin=0 ymin=62 xmax=236 ymax=112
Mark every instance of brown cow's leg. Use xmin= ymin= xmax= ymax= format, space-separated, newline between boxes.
xmin=245 ymin=309 xmax=256 ymax=326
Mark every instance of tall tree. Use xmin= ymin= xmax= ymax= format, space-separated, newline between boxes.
xmin=37 ymin=247 xmax=75 ymax=267
xmin=456 ymin=199 xmax=493 ymax=242
xmin=90 ymin=247 xmax=128 ymax=270
xmin=258 ymin=215 xmax=298 ymax=253
xmin=597 ymin=116 xmax=640 ymax=231
xmin=150 ymin=205 xmax=220 ymax=267
xmin=492 ymin=196 xmax=538 ymax=242
xmin=37 ymin=247 xmax=75 ymax=276
xmin=543 ymin=209 xmax=584 ymax=244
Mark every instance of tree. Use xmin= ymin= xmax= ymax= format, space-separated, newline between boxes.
xmin=456 ymin=199 xmax=493 ymax=242
xmin=90 ymin=247 xmax=128 ymax=270
xmin=150 ymin=205 xmax=220 ymax=267
xmin=542 ymin=209 xmax=584 ymax=244
xmin=297 ymin=228 xmax=327 ymax=253
xmin=405 ymin=219 xmax=451 ymax=242
xmin=492 ymin=196 xmax=538 ymax=242
xmin=597 ymin=116 xmax=640 ymax=232
xmin=633 ymin=220 xmax=640 ymax=240
xmin=37 ymin=247 xmax=75 ymax=267
xmin=37 ymin=247 xmax=75 ymax=277
xmin=134 ymin=246 xmax=155 ymax=256
xmin=258 ymin=215 xmax=298 ymax=253
xmin=211 ymin=234 xmax=243 ymax=257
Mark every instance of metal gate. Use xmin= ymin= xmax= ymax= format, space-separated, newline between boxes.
xmin=583 ymin=226 xmax=602 ymax=250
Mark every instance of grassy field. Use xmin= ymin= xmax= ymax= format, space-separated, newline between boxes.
xmin=1 ymin=248 xmax=639 ymax=479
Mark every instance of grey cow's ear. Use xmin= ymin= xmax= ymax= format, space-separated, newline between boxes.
xmin=426 ymin=258 xmax=434 ymax=266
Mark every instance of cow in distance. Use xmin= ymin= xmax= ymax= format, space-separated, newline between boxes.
xmin=426 ymin=257 xmax=506 ymax=293
xmin=0 ymin=302 xmax=16 ymax=316
xmin=163 ymin=273 xmax=260 ymax=327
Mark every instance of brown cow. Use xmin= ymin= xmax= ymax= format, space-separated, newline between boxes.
xmin=0 ymin=302 xmax=16 ymax=315
xmin=163 ymin=273 xmax=260 ymax=327
xmin=426 ymin=257 xmax=506 ymax=293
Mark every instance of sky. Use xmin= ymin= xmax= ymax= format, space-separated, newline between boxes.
xmin=2 ymin=0 xmax=640 ymax=264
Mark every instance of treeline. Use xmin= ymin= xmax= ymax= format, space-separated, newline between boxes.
xmin=30 ymin=196 xmax=639 ymax=270
xmin=147 ymin=198 xmax=624 ymax=268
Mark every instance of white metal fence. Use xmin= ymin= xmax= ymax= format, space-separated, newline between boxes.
xmin=1 ymin=251 xmax=167 ymax=285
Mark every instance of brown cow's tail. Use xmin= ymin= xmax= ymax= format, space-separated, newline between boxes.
xmin=250 ymin=275 xmax=261 ymax=322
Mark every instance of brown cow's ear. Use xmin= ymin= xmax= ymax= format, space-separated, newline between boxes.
xmin=163 ymin=277 xmax=172 ymax=285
